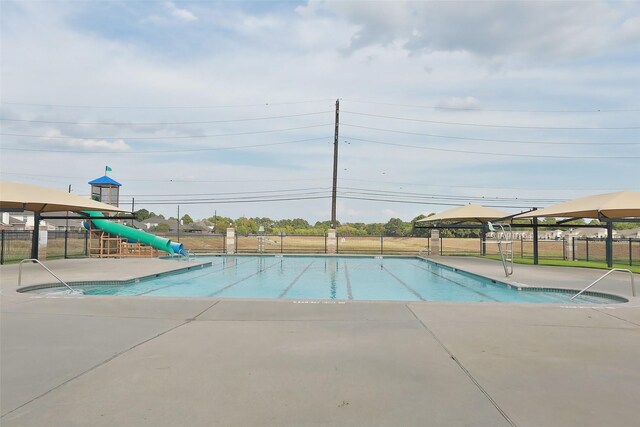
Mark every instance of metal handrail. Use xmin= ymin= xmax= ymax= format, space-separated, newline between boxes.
xmin=18 ymin=259 xmax=81 ymax=294
xmin=570 ymin=268 xmax=636 ymax=300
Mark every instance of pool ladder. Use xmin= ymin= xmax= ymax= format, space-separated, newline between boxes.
xmin=18 ymin=259 xmax=82 ymax=294
xmin=488 ymin=222 xmax=513 ymax=277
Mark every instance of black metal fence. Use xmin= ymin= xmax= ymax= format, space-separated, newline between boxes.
xmin=573 ymin=238 xmax=640 ymax=266
xmin=0 ymin=230 xmax=89 ymax=264
xmin=2 ymin=230 xmax=638 ymax=266
xmin=232 ymin=234 xmax=431 ymax=255
xmin=156 ymin=232 xmax=226 ymax=254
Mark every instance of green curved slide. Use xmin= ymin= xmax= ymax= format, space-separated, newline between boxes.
xmin=84 ymin=211 xmax=186 ymax=256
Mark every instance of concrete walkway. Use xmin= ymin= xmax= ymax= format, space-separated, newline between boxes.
xmin=1 ymin=257 xmax=639 ymax=427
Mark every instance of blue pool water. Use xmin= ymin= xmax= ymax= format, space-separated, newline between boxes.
xmin=29 ymin=256 xmax=623 ymax=304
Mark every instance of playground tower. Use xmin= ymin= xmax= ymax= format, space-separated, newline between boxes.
xmin=88 ymin=175 xmax=121 ymax=207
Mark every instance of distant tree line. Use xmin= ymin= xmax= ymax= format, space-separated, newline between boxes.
xmin=133 ymin=209 xmax=637 ymax=237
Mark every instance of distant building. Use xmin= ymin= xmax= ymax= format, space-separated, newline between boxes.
xmin=618 ymin=228 xmax=640 ymax=238
xmin=1 ymin=212 xmax=31 ymax=230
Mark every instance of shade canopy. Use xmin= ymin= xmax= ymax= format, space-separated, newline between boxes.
xmin=515 ymin=191 xmax=640 ymax=220
xmin=0 ymin=182 xmax=126 ymax=213
xmin=417 ymin=204 xmax=511 ymax=223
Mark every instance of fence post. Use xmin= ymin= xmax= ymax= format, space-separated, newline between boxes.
xmin=630 ymin=238 xmax=633 ymax=266
xmin=281 ymin=232 xmax=284 ymax=254
xmin=226 ymin=228 xmax=236 ymax=254
xmin=84 ymin=230 xmax=89 ymax=256
xmin=586 ymin=238 xmax=590 ymax=262
xmin=380 ymin=235 xmax=384 ymax=255
xmin=64 ymin=228 xmax=69 ymax=259
xmin=1 ymin=230 xmax=4 ymax=265
xmin=326 ymin=229 xmax=337 ymax=254
xmin=429 ymin=230 xmax=440 ymax=256
xmin=520 ymin=236 xmax=524 ymax=258
xmin=572 ymin=237 xmax=576 ymax=261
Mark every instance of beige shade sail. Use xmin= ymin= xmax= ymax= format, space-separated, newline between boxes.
xmin=0 ymin=182 xmax=126 ymax=213
xmin=515 ymin=191 xmax=640 ymax=219
xmin=417 ymin=204 xmax=511 ymax=223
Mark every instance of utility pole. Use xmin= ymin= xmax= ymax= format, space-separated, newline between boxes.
xmin=331 ymin=99 xmax=339 ymax=229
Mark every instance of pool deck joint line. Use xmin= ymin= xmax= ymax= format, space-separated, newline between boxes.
xmin=406 ymin=304 xmax=519 ymax=427
xmin=1 ymin=318 xmax=193 ymax=419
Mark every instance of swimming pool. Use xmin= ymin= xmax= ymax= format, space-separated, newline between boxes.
xmin=24 ymin=256 xmax=625 ymax=304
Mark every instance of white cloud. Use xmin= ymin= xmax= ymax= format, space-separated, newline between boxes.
xmin=43 ymin=129 xmax=131 ymax=152
xmin=165 ymin=1 xmax=198 ymax=22
xmin=305 ymin=0 xmax=640 ymax=62
xmin=618 ymin=15 xmax=640 ymax=44
xmin=143 ymin=1 xmax=198 ymax=25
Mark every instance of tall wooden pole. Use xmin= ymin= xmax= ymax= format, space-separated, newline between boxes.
xmin=331 ymin=99 xmax=339 ymax=229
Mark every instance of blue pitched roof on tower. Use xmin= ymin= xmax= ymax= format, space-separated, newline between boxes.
xmin=88 ymin=176 xmax=122 ymax=186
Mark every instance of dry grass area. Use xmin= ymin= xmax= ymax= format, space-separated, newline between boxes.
xmin=338 ymin=236 xmax=428 ymax=254
xmin=171 ymin=235 xmax=225 ymax=253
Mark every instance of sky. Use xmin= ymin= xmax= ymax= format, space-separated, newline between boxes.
xmin=1 ymin=0 xmax=639 ymax=223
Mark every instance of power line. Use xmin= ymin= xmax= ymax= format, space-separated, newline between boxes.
xmin=345 ymin=136 xmax=639 ymax=159
xmin=339 ymin=178 xmax=626 ymax=192
xmin=342 ymin=110 xmax=640 ymax=130
xmin=0 ymin=123 xmax=333 ymax=141
xmin=127 ymin=192 xmax=545 ymax=210
xmin=336 ymin=195 xmax=534 ymax=209
xmin=0 ymin=137 xmax=328 ymax=154
xmin=126 ymin=187 xmax=331 ymax=197
xmin=1 ymin=98 xmax=335 ymax=109
xmin=131 ymin=195 xmax=332 ymax=205
xmin=338 ymin=187 xmax=565 ymax=203
xmin=342 ymin=124 xmax=639 ymax=145
xmin=125 ymin=187 xmax=562 ymax=204
xmin=1 ymin=171 xmax=631 ymax=192
xmin=0 ymin=111 xmax=333 ymax=126
xmin=0 ymin=171 xmax=331 ymax=184
xmin=120 ymin=185 xmax=564 ymax=206
xmin=342 ymin=98 xmax=640 ymax=113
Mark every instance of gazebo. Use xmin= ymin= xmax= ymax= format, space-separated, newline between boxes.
xmin=516 ymin=191 xmax=640 ymax=267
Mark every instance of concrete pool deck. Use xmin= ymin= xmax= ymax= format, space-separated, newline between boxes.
xmin=1 ymin=256 xmax=639 ymax=427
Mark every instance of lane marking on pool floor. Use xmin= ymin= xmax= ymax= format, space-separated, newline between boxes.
xmin=411 ymin=261 xmax=500 ymax=302
xmin=343 ymin=262 xmax=354 ymax=300
xmin=381 ymin=266 xmax=426 ymax=301
xmin=136 ymin=257 xmax=257 ymax=296
xmin=407 ymin=305 xmax=519 ymax=427
xmin=208 ymin=260 xmax=282 ymax=297
xmin=278 ymin=261 xmax=315 ymax=298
